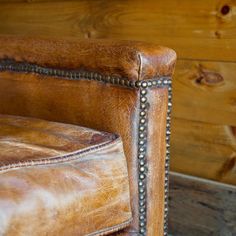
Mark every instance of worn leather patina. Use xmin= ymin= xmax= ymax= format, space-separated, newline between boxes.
xmin=0 ymin=35 xmax=176 ymax=236
xmin=0 ymin=35 xmax=176 ymax=80
xmin=0 ymin=115 xmax=132 ymax=236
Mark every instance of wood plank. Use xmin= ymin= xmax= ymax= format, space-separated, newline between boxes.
xmin=171 ymin=117 xmax=236 ymax=185
xmin=1 ymin=0 xmax=236 ymax=184
xmin=173 ymin=59 xmax=236 ymax=126
xmin=168 ymin=172 xmax=236 ymax=236
xmin=0 ymin=0 xmax=236 ymax=61
xmin=170 ymin=59 xmax=236 ymax=184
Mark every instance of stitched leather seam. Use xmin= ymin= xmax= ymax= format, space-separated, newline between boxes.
xmin=0 ymin=136 xmax=122 ymax=172
xmin=87 ymin=218 xmax=133 ymax=236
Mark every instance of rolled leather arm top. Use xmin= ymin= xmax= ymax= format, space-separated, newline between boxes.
xmin=0 ymin=35 xmax=176 ymax=80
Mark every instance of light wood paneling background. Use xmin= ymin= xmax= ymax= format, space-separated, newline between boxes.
xmin=0 ymin=0 xmax=235 ymax=234
xmin=0 ymin=0 xmax=236 ymax=61
xmin=0 ymin=0 xmax=235 ymax=184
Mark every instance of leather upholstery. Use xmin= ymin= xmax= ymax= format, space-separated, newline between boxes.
xmin=0 ymin=35 xmax=176 ymax=80
xmin=0 ymin=114 xmax=116 ymax=164
xmin=0 ymin=115 xmax=132 ymax=236
xmin=0 ymin=36 xmax=176 ymax=236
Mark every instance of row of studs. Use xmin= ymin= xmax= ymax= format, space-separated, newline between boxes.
xmin=138 ymin=81 xmax=149 ymax=235
xmin=0 ymin=60 xmax=170 ymax=89
xmin=164 ymin=81 xmax=172 ymax=236
xmin=137 ymin=79 xmax=172 ymax=236
xmin=0 ymin=59 xmax=172 ymax=236
xmin=0 ymin=60 xmax=137 ymax=88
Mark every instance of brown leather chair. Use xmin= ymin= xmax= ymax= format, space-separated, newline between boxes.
xmin=0 ymin=36 xmax=176 ymax=236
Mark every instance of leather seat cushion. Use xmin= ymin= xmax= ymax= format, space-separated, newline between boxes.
xmin=0 ymin=114 xmax=132 ymax=236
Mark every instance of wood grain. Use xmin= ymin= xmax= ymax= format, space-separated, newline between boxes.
xmin=171 ymin=59 xmax=236 ymax=184
xmin=0 ymin=0 xmax=236 ymax=183
xmin=0 ymin=0 xmax=236 ymax=184
xmin=173 ymin=60 xmax=236 ymax=126
xmin=0 ymin=0 xmax=236 ymax=61
xmin=168 ymin=172 xmax=236 ymax=236
xmin=171 ymin=117 xmax=236 ymax=185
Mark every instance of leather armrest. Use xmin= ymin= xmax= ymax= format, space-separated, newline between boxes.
xmin=0 ymin=35 xmax=176 ymax=236
xmin=0 ymin=35 xmax=176 ymax=80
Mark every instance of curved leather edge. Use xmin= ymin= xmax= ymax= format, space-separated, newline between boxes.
xmin=0 ymin=35 xmax=176 ymax=80
xmin=88 ymin=218 xmax=133 ymax=236
xmin=0 ymin=136 xmax=132 ymax=236
xmin=0 ymin=133 xmax=120 ymax=172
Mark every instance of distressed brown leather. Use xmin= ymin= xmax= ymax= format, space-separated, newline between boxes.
xmin=0 ymin=35 xmax=176 ymax=80
xmin=0 ymin=114 xmax=132 ymax=236
xmin=0 ymin=36 xmax=176 ymax=236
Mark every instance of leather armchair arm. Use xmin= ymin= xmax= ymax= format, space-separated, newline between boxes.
xmin=0 ymin=35 xmax=176 ymax=236
xmin=0 ymin=35 xmax=176 ymax=80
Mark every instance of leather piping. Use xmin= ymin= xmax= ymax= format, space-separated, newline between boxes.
xmin=0 ymin=134 xmax=120 ymax=172
xmin=87 ymin=218 xmax=133 ymax=236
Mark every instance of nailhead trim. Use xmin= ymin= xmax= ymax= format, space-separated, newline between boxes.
xmin=164 ymin=79 xmax=172 ymax=236
xmin=0 ymin=59 xmax=139 ymax=88
xmin=137 ymin=79 xmax=172 ymax=236
xmin=0 ymin=59 xmax=172 ymax=236
xmin=0 ymin=59 xmax=170 ymax=90
xmin=138 ymin=81 xmax=149 ymax=235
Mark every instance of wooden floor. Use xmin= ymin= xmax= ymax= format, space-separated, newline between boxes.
xmin=169 ymin=172 xmax=236 ymax=236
